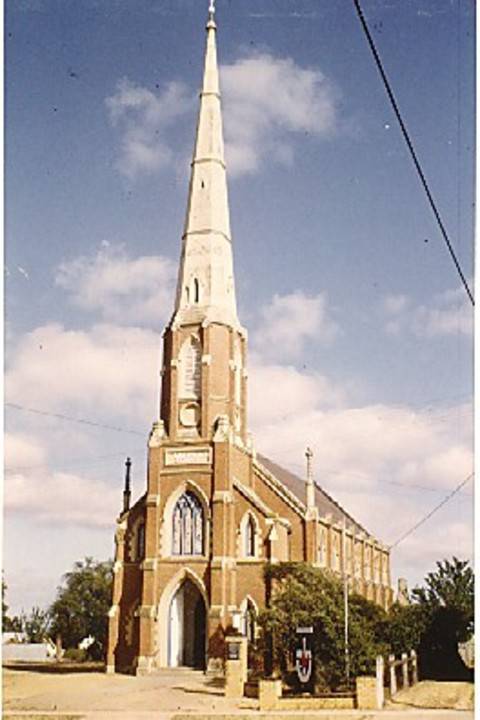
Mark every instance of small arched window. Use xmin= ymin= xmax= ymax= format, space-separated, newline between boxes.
xmin=318 ymin=527 xmax=327 ymax=567
xmin=193 ymin=278 xmax=200 ymax=304
xmin=172 ymin=491 xmax=204 ymax=556
xmin=137 ymin=522 xmax=145 ymax=561
xmin=245 ymin=515 xmax=256 ymax=557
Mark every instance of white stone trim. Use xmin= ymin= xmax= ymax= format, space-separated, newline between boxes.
xmin=165 ymin=447 xmax=212 ymax=466
xmin=156 ymin=567 xmax=209 ymax=668
xmin=213 ymin=490 xmax=233 ymax=503
xmin=237 ymin=510 xmax=262 ymax=560
xmin=253 ymin=460 xmax=306 ymax=517
xmin=141 ymin=558 xmax=157 ymax=571
xmin=233 ymin=478 xmax=272 ymax=517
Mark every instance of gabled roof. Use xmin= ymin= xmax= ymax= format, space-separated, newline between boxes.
xmin=256 ymin=453 xmax=368 ymax=535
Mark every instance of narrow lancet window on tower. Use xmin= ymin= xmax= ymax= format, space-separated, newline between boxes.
xmin=179 ymin=336 xmax=202 ymax=398
xmin=193 ymin=278 xmax=200 ymax=303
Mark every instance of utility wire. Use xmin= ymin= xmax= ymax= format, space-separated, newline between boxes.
xmin=352 ymin=0 xmax=474 ymax=306
xmin=5 ymin=402 xmax=145 ymax=437
xmin=389 ymin=473 xmax=473 ymax=549
xmin=290 ymin=460 xmax=472 ymax=497
xmin=5 ymin=447 xmax=145 ymax=474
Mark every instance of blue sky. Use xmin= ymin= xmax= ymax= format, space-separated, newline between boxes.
xmin=4 ymin=0 xmax=474 ymax=614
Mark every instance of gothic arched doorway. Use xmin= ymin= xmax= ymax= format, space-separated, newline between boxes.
xmin=168 ymin=579 xmax=206 ymax=669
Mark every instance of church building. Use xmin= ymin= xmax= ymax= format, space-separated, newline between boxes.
xmin=106 ymin=4 xmax=393 ymax=676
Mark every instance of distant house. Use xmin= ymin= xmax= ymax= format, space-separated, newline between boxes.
xmin=2 ymin=631 xmax=27 ymax=644
xmin=2 ymin=634 xmax=56 ymax=662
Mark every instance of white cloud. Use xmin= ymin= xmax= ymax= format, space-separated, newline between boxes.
xmin=6 ymin=322 xmax=159 ymax=423
xmin=252 ymin=291 xmax=338 ymax=361
xmin=383 ymin=286 xmax=473 ymax=338
xmin=221 ymin=52 xmax=338 ymax=176
xmin=55 ymin=243 xmax=177 ymax=326
xmin=105 ymin=78 xmax=193 ymax=179
xmin=383 ymin=293 xmax=409 ymax=315
xmin=106 ymin=52 xmax=338 ymax=180
xmin=4 ymin=431 xmax=120 ymax=528
xmin=5 ymin=433 xmax=47 ymax=470
xmin=248 ymin=355 xmax=473 ymax=574
xmin=249 ymin=353 xmax=346 ymax=428
xmin=5 ymin=467 xmax=119 ymax=528
xmin=414 ymin=287 xmax=473 ymax=337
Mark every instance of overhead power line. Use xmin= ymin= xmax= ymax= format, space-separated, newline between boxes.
xmin=352 ymin=0 xmax=474 ymax=307
xmin=5 ymin=402 xmax=145 ymax=437
xmin=5 ymin=447 xmax=146 ymax=475
xmin=289 ymin=460 xmax=472 ymax=497
xmin=389 ymin=473 xmax=473 ymax=549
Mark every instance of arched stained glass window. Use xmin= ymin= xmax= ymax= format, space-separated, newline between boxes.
xmin=172 ymin=492 xmax=204 ymax=556
xmin=245 ymin=515 xmax=255 ymax=557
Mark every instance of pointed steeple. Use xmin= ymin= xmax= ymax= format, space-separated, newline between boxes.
xmin=172 ymin=1 xmax=239 ymax=329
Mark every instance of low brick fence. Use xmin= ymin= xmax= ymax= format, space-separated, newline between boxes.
xmin=257 ymin=650 xmax=418 ymax=711
xmin=259 ymin=679 xmax=356 ymax=710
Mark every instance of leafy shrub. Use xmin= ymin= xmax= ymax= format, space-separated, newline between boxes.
xmin=63 ymin=647 xmax=87 ymax=662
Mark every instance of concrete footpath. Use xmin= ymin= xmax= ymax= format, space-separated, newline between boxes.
xmin=2 ymin=709 xmax=475 ymax=720
xmin=3 ymin=666 xmax=474 ymax=720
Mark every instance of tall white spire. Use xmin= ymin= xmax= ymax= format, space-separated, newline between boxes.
xmin=172 ymin=3 xmax=239 ymax=328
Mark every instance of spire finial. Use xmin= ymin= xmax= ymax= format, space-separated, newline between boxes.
xmin=207 ymin=0 xmax=216 ymax=29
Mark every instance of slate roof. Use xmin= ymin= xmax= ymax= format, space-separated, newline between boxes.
xmin=256 ymin=453 xmax=368 ymax=535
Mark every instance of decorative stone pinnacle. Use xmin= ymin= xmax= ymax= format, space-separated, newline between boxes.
xmin=305 ymin=447 xmax=315 ymax=511
xmin=123 ymin=457 xmax=132 ymax=513
xmin=305 ymin=447 xmax=313 ymax=483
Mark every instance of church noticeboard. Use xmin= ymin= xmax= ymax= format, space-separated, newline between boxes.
xmin=226 ymin=642 xmax=240 ymax=660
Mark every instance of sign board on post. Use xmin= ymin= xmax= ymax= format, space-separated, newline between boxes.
xmin=295 ymin=626 xmax=314 ymax=692
xmin=227 ymin=642 xmax=240 ymax=661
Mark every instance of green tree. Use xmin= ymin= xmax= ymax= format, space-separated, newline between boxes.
xmin=49 ymin=557 xmax=113 ymax=661
xmin=2 ymin=577 xmax=22 ymax=633
xmin=2 ymin=577 xmax=9 ymax=628
xmin=412 ymin=557 xmax=474 ymax=680
xmin=385 ymin=558 xmax=474 ymax=681
xmin=259 ymin=563 xmax=389 ymax=691
xmin=23 ymin=607 xmax=50 ymax=643
xmin=387 ymin=602 xmax=427 ymax=657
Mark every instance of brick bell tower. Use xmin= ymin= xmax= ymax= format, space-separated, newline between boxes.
xmin=112 ymin=1 xmax=251 ymax=676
